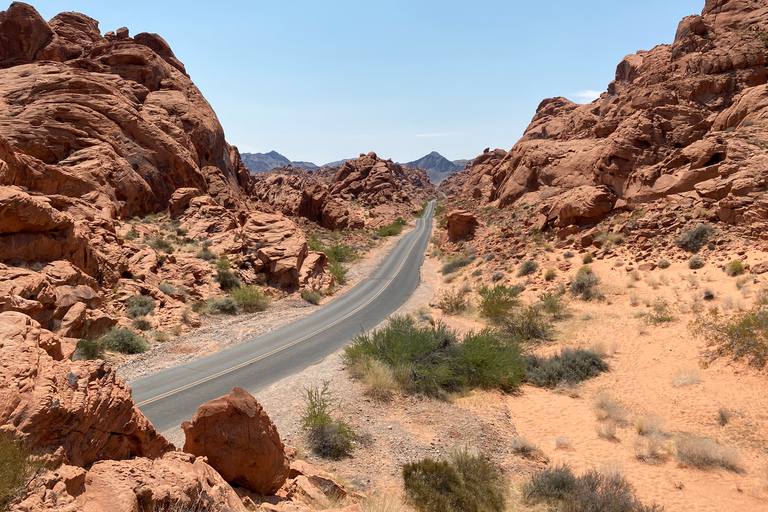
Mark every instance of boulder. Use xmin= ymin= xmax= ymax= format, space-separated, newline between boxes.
xmin=181 ymin=387 xmax=290 ymax=495
xmin=445 ymin=210 xmax=479 ymax=240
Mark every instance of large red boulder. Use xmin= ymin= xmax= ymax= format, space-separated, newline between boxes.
xmin=181 ymin=387 xmax=290 ymax=495
xmin=445 ymin=210 xmax=479 ymax=240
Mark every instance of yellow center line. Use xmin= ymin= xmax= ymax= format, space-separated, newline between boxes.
xmin=135 ymin=203 xmax=433 ymax=408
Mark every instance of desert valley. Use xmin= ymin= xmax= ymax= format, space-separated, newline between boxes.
xmin=1 ymin=1 xmax=768 ymax=511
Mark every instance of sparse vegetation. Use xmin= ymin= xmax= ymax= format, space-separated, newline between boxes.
xmin=674 ymin=434 xmax=741 ymax=471
xmin=208 ymin=297 xmax=238 ymax=315
xmin=593 ymin=391 xmax=630 ymax=425
xmin=724 ymin=260 xmax=744 ymax=277
xmin=301 ymin=381 xmax=356 ymax=459
xmin=348 ymin=356 xmax=399 ymax=400
xmin=692 ymin=308 xmax=768 ymax=368
xmin=403 ymin=448 xmax=506 ymax=512
xmin=437 ymin=285 xmax=470 ymax=315
xmin=74 ymin=338 xmax=105 ymax=360
xmin=231 ymin=285 xmax=270 ymax=312
xmin=132 ymin=316 xmax=152 ymax=331
xmin=657 ymin=258 xmax=670 ymax=269
xmin=498 ymin=305 xmax=553 ymax=343
xmin=717 ymin=407 xmax=732 ymax=426
xmin=688 ymin=255 xmax=705 ymax=269
xmin=524 ymin=465 xmax=661 ymax=511
xmin=645 ymin=298 xmax=676 ymax=325
xmin=328 ymin=261 xmax=347 ymax=285
xmin=671 ymin=368 xmax=701 ymax=387
xmin=538 ymin=291 xmax=568 ymax=320
xmin=99 ymin=327 xmax=149 ymax=354
xmin=344 ymin=316 xmax=526 ymax=397
xmin=582 ymin=253 xmax=594 ymax=264
xmin=518 ymin=260 xmax=539 ymax=277
xmin=150 ymin=237 xmax=174 ymax=254
xmin=511 ymin=437 xmax=547 ymax=461
xmin=570 ymin=266 xmax=603 ymax=301
xmin=301 ymin=289 xmax=322 ymax=305
xmin=0 ymin=434 xmax=41 ymax=510
xmin=677 ymin=224 xmax=714 ymax=253
xmin=125 ymin=294 xmax=156 ymax=318
xmin=526 ymin=349 xmax=609 ymax=388
xmin=215 ymin=257 xmax=240 ymax=290
xmin=377 ymin=220 xmax=405 ymax=237
xmin=545 ymin=269 xmax=556 ymax=281
xmin=477 ymin=284 xmax=523 ymax=320
xmin=441 ymin=255 xmax=474 ymax=275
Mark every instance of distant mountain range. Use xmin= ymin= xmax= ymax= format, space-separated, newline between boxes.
xmin=404 ymin=151 xmax=469 ymax=184
xmin=241 ymin=150 xmax=468 ymax=184
xmin=240 ymin=151 xmax=352 ymax=173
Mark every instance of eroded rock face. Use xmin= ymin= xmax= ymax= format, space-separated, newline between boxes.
xmin=0 ymin=311 xmax=173 ymax=466
xmin=453 ymin=0 xmax=768 ymax=233
xmin=445 ymin=210 xmax=479 ymax=240
xmin=14 ymin=452 xmax=248 ymax=512
xmin=181 ymin=387 xmax=290 ymax=495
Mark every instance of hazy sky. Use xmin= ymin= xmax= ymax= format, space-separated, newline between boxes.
xmin=30 ymin=1 xmax=704 ymax=164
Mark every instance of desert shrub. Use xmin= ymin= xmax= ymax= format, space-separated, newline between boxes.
xmin=511 ymin=437 xmax=546 ymax=461
xmin=703 ymin=289 xmax=715 ymax=301
xmin=125 ymin=294 xmax=156 ymax=318
xmin=348 ymin=356 xmax=399 ymax=400
xmin=724 ymin=260 xmax=744 ymax=276
xmin=196 ymin=247 xmax=217 ymax=261
xmin=717 ymin=407 xmax=732 ymax=426
xmin=677 ymin=224 xmax=713 ymax=253
xmin=215 ymin=269 xmax=240 ymax=291
xmin=634 ymin=434 xmax=669 ymax=463
xmin=688 ymin=255 xmax=705 ymax=269
xmin=326 ymin=243 xmax=354 ymax=263
xmin=484 ymin=253 xmax=496 ymax=262
xmin=635 ymin=414 xmax=665 ymax=436
xmin=564 ymin=251 xmax=574 ymax=259
xmin=596 ymin=420 xmax=618 ymax=440
xmin=518 ymin=260 xmax=539 ymax=277
xmin=377 ymin=222 xmax=404 ymax=237
xmin=539 ymin=291 xmax=568 ymax=319
xmin=526 ymin=349 xmax=608 ymax=388
xmin=570 ymin=266 xmax=603 ymax=301
xmin=132 ymin=316 xmax=152 ymax=331
xmin=582 ymin=253 xmax=594 ymax=264
xmin=301 ymin=289 xmax=322 ymax=305
xmin=74 ymin=338 xmax=105 ymax=360
xmin=692 ymin=308 xmax=768 ymax=368
xmin=675 ymin=434 xmax=741 ymax=471
xmin=0 ymin=434 xmax=41 ymax=510
xmin=441 ymin=256 xmax=474 ymax=275
xmin=671 ymin=368 xmax=701 ymax=387
xmin=437 ymin=285 xmax=470 ymax=315
xmin=100 ymin=327 xmax=149 ymax=354
xmin=478 ymin=284 xmax=523 ymax=319
xmin=343 ymin=316 xmax=525 ymax=397
xmin=124 ymin=228 xmax=139 ymax=241
xmin=301 ymin=382 xmax=355 ymax=459
xmin=151 ymin=237 xmax=174 ymax=254
xmin=524 ymin=465 xmax=661 ymax=511
xmin=498 ymin=305 xmax=553 ymax=343
xmin=328 ymin=261 xmax=347 ymax=285
xmin=191 ymin=300 xmax=207 ymax=313
xmin=545 ymin=269 xmax=556 ymax=281
xmin=403 ymin=448 xmax=505 ymax=512
xmin=158 ymin=282 xmax=177 ymax=295
xmin=231 ymin=285 xmax=270 ymax=312
xmin=657 ymin=258 xmax=671 ymax=269
xmin=593 ymin=392 xmax=630 ymax=425
xmin=155 ymin=331 xmax=169 ymax=342
xmin=645 ymin=298 xmax=676 ymax=325
xmin=208 ymin=297 xmax=238 ymax=315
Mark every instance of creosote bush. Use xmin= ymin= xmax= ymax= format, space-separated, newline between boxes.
xmin=301 ymin=381 xmax=356 ymax=459
xmin=208 ymin=297 xmax=238 ymax=315
xmin=691 ymin=308 xmax=768 ymax=368
xmin=570 ymin=266 xmax=603 ymax=301
xmin=538 ymin=291 xmax=568 ymax=320
xmin=524 ymin=465 xmax=662 ymax=511
xmin=328 ymin=261 xmax=347 ymax=285
xmin=526 ymin=349 xmax=609 ymax=388
xmin=437 ymin=285 xmax=470 ymax=315
xmin=403 ymin=448 xmax=506 ymax=512
xmin=74 ymin=338 xmax=105 ymax=360
xmin=498 ymin=305 xmax=552 ymax=343
xmin=657 ymin=258 xmax=671 ymax=269
xmin=100 ymin=327 xmax=149 ymax=354
xmin=645 ymin=298 xmax=676 ymax=325
xmin=441 ymin=255 xmax=474 ymax=275
xmin=688 ymin=255 xmax=705 ymax=269
xmin=677 ymin=224 xmax=714 ymax=253
xmin=301 ymin=289 xmax=322 ymax=305
xmin=724 ymin=260 xmax=745 ymax=277
xmin=132 ymin=316 xmax=152 ymax=331
xmin=344 ymin=316 xmax=526 ymax=397
xmin=478 ymin=284 xmax=523 ymax=320
xmin=231 ymin=285 xmax=270 ymax=312
xmin=125 ymin=294 xmax=156 ymax=318
xmin=518 ymin=260 xmax=539 ymax=277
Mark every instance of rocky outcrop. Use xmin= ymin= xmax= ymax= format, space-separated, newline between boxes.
xmin=452 ymin=0 xmax=768 ymax=235
xmin=14 ymin=452 xmax=248 ymax=512
xmin=0 ymin=311 xmax=173 ymax=466
xmin=181 ymin=387 xmax=290 ymax=495
xmin=445 ymin=210 xmax=479 ymax=241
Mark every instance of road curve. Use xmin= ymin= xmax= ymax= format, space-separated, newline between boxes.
xmin=130 ymin=200 xmax=435 ymax=432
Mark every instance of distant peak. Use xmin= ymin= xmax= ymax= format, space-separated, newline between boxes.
xmin=265 ymin=150 xmax=286 ymax=159
xmin=428 ymin=151 xmax=442 ymax=157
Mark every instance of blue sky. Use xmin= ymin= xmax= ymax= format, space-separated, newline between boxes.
xmin=31 ymin=1 xmax=704 ymax=164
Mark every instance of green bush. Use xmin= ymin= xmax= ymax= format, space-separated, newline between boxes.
xmin=158 ymin=282 xmax=177 ymax=295
xmin=524 ymin=465 xmax=661 ymax=511
xmin=301 ymin=289 xmax=322 ymax=305
xmin=301 ymin=382 xmax=356 ymax=459
xmin=216 ymin=268 xmax=240 ymax=290
xmin=545 ymin=269 xmax=556 ymax=281
xmin=570 ymin=266 xmax=603 ymax=301
xmin=498 ymin=305 xmax=553 ymax=343
xmin=441 ymin=256 xmax=474 ymax=275
xmin=208 ymin=297 xmax=238 ymax=315
xmin=74 ymin=338 xmax=105 ymax=360
xmin=100 ymin=328 xmax=149 ymax=354
xmin=688 ymin=255 xmax=705 ymax=269
xmin=0 ymin=434 xmax=40 ymax=510
xmin=328 ymin=261 xmax=347 ymax=285
xmin=582 ymin=253 xmax=594 ymax=264
xmin=526 ymin=349 xmax=609 ymax=388
xmin=196 ymin=247 xmax=217 ymax=261
xmin=437 ymin=286 xmax=470 ymax=315
xmin=677 ymin=224 xmax=713 ymax=253
xmin=377 ymin=222 xmax=404 ymax=237
xmin=343 ymin=316 xmax=525 ymax=397
xmin=132 ymin=316 xmax=152 ymax=331
xmin=478 ymin=284 xmax=523 ymax=319
xmin=151 ymin=237 xmax=174 ymax=254
xmin=692 ymin=308 xmax=768 ymax=368
xmin=724 ymin=260 xmax=744 ymax=276
xmin=518 ymin=260 xmax=539 ymax=277
xmin=539 ymin=292 xmax=568 ymax=320
xmin=645 ymin=298 xmax=676 ymax=325
xmin=231 ymin=286 xmax=270 ymax=312
xmin=125 ymin=294 xmax=156 ymax=318
xmin=403 ymin=449 xmax=506 ymax=512
xmin=124 ymin=228 xmax=139 ymax=241
xmin=657 ymin=258 xmax=671 ymax=269
xmin=326 ymin=243 xmax=354 ymax=263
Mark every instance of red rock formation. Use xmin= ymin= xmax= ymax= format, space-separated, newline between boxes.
xmin=445 ymin=210 xmax=479 ymax=241
xmin=181 ymin=387 xmax=290 ymax=495
xmin=453 ymin=0 xmax=768 ymax=233
xmin=0 ymin=311 xmax=173 ymax=466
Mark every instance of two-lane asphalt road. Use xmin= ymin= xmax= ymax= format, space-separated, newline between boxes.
xmin=131 ymin=200 xmax=435 ymax=432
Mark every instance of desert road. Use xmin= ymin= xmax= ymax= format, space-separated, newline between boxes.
xmin=131 ymin=200 xmax=435 ymax=432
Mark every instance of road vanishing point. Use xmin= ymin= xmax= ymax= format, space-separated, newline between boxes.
xmin=131 ymin=200 xmax=435 ymax=432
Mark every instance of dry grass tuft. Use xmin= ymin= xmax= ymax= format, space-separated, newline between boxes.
xmin=593 ymin=391 xmax=630 ymax=425
xmin=555 ymin=436 xmax=573 ymax=450
xmin=671 ymin=368 xmax=701 ymax=387
xmin=634 ymin=434 xmax=670 ymax=464
xmin=595 ymin=420 xmax=619 ymax=441
xmin=674 ymin=434 xmax=741 ymax=472
xmin=511 ymin=437 xmax=549 ymax=462
xmin=635 ymin=414 xmax=666 ymax=436
xmin=349 ymin=356 xmax=399 ymax=401
xmin=361 ymin=494 xmax=406 ymax=512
